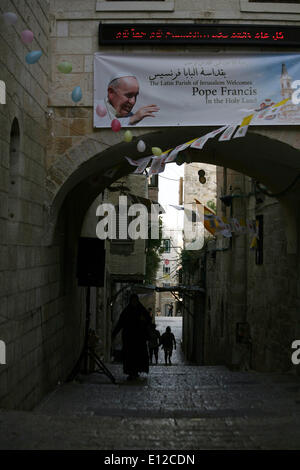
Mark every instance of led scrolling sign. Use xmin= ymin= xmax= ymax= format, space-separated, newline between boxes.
xmin=99 ymin=23 xmax=300 ymax=46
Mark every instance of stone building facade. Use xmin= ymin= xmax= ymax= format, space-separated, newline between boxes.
xmin=1 ymin=0 xmax=300 ymax=410
xmin=202 ymin=169 xmax=300 ymax=373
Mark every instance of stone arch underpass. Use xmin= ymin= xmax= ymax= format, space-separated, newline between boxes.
xmin=44 ymin=125 xmax=300 ymax=384
xmin=46 ymin=125 xmax=300 ymax=252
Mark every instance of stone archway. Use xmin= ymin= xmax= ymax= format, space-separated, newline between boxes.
xmin=45 ymin=126 xmax=300 ymax=252
xmin=42 ymin=124 xmax=300 ymax=381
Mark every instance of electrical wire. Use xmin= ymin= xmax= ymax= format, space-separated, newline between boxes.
xmin=159 ymin=175 xmax=181 ymax=181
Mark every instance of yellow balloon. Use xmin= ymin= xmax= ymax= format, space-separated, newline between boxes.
xmin=152 ymin=147 xmax=162 ymax=156
xmin=124 ymin=130 xmax=133 ymax=143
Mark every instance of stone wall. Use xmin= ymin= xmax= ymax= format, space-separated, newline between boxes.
xmin=203 ymin=169 xmax=300 ymax=373
xmin=0 ymin=0 xmax=71 ymax=409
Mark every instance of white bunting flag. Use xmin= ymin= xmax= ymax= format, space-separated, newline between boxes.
xmin=233 ymin=114 xmax=255 ymax=139
xmin=190 ymin=126 xmax=227 ymax=150
xmin=125 ymin=156 xmax=151 ymax=167
xmin=233 ymin=125 xmax=249 ymax=138
xmin=134 ymin=159 xmax=152 ymax=174
xmin=246 ymin=219 xmax=256 ymax=234
xmin=220 ymin=229 xmax=232 ymax=238
xmin=218 ymin=125 xmax=237 ymax=141
xmin=230 ymin=218 xmax=242 ymax=233
xmin=165 ymin=138 xmax=196 ymax=163
xmin=169 ymin=204 xmax=184 ymax=211
xmin=149 ymin=156 xmax=166 ymax=175
xmin=125 ymin=156 xmax=152 ymax=174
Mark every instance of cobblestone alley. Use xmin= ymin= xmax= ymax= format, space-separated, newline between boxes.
xmin=0 ymin=317 xmax=300 ymax=450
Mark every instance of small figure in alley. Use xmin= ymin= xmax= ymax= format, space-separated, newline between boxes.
xmin=148 ymin=323 xmax=161 ymax=365
xmin=112 ymin=294 xmax=151 ymax=380
xmin=160 ymin=326 xmax=176 ymax=365
xmin=167 ymin=303 xmax=173 ymax=317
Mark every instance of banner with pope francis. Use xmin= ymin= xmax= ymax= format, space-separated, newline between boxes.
xmin=94 ymin=52 xmax=300 ymax=128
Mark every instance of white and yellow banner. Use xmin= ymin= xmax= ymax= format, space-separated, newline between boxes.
xmin=94 ymin=52 xmax=300 ymax=128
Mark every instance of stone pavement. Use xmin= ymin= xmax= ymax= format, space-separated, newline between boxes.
xmin=0 ymin=316 xmax=300 ymax=450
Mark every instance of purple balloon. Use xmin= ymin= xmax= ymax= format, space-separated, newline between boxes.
xmin=3 ymin=12 xmax=17 ymax=25
xmin=21 ymin=30 xmax=34 ymax=44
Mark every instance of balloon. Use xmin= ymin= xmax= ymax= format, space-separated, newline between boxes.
xmin=57 ymin=61 xmax=72 ymax=74
xmin=21 ymin=30 xmax=34 ymax=44
xmin=137 ymin=140 xmax=146 ymax=153
xmin=25 ymin=50 xmax=42 ymax=64
xmin=111 ymin=119 xmax=121 ymax=132
xmin=96 ymin=104 xmax=107 ymax=117
xmin=3 ymin=12 xmax=17 ymax=25
xmin=124 ymin=130 xmax=133 ymax=143
xmin=152 ymin=147 xmax=162 ymax=157
xmin=71 ymin=86 xmax=82 ymax=103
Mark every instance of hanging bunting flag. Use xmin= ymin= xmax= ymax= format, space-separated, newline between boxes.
xmin=221 ymin=216 xmax=232 ymax=237
xmin=220 ymin=228 xmax=232 ymax=238
xmin=169 ymin=204 xmax=184 ymax=211
xmin=194 ymin=199 xmax=217 ymax=236
xmin=205 ymin=215 xmax=217 ymax=230
xmin=165 ymin=138 xmax=196 ymax=163
xmin=246 ymin=219 xmax=256 ymax=234
xmin=215 ymin=216 xmax=225 ymax=229
xmin=155 ymin=149 xmax=171 ymax=161
xmin=121 ymin=95 xmax=289 ymax=181
xmin=233 ymin=114 xmax=254 ymax=139
xmin=149 ymin=155 xmax=166 ymax=175
xmin=218 ymin=124 xmax=237 ymax=141
xmin=250 ymin=235 xmax=258 ymax=250
xmin=233 ymin=124 xmax=250 ymax=138
xmin=190 ymin=126 xmax=227 ymax=150
xmin=134 ymin=159 xmax=152 ymax=174
xmin=239 ymin=218 xmax=247 ymax=234
xmin=230 ymin=217 xmax=242 ymax=233
xmin=125 ymin=156 xmax=152 ymax=174
xmin=125 ymin=156 xmax=151 ymax=167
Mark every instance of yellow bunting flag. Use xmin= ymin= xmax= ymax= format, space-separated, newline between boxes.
xmin=250 ymin=235 xmax=258 ymax=250
xmin=194 ymin=199 xmax=217 ymax=236
xmin=234 ymin=114 xmax=254 ymax=139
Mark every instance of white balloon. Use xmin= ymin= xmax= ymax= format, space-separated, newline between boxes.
xmin=137 ymin=140 xmax=146 ymax=153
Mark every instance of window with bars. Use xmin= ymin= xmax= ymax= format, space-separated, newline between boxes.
xmin=163 ymin=266 xmax=170 ymax=274
xmin=163 ymin=239 xmax=170 ymax=252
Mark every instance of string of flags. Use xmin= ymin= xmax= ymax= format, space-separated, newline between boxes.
xmin=124 ymin=98 xmax=289 ymax=249
xmin=124 ymin=97 xmax=290 ymax=176
xmin=169 ymin=199 xmax=259 ymax=249
xmin=194 ymin=199 xmax=259 ymax=249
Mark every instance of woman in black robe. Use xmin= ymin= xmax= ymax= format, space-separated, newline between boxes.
xmin=112 ymin=294 xmax=151 ymax=380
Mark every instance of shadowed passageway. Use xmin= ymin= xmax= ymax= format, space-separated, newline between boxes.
xmin=0 ymin=317 xmax=300 ymax=450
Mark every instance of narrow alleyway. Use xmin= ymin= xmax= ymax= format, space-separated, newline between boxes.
xmin=0 ymin=316 xmax=299 ymax=450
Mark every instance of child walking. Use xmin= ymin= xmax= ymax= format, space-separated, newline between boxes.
xmin=148 ymin=323 xmax=161 ymax=365
xmin=160 ymin=326 xmax=176 ymax=365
